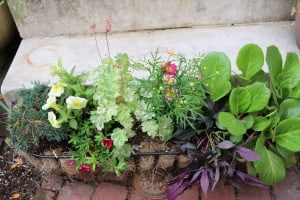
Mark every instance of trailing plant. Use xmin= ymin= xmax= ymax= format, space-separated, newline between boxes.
xmin=167 ymin=43 xmax=300 ymax=199
xmin=6 ymin=82 xmax=67 ymax=150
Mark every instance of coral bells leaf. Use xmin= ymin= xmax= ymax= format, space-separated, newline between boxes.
xmin=102 ymin=138 xmax=114 ymax=149
xmin=79 ymin=164 xmax=91 ymax=172
xmin=162 ymin=61 xmax=178 ymax=75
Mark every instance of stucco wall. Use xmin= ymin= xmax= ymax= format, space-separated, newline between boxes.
xmin=7 ymin=0 xmax=293 ymax=38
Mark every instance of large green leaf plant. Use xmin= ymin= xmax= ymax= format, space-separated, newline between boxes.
xmin=204 ymin=43 xmax=300 ymax=185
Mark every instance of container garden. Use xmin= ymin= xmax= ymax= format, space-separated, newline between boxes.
xmin=5 ymin=19 xmax=300 ymax=200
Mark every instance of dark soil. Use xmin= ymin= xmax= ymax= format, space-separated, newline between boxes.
xmin=0 ymin=148 xmax=42 ymax=200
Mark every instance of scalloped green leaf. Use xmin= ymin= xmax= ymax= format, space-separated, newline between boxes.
xmin=229 ymin=88 xmax=251 ymax=115
xmin=236 ymin=44 xmax=264 ymax=79
xmin=218 ymin=112 xmax=246 ymax=136
xmin=274 ymin=118 xmax=300 ymax=152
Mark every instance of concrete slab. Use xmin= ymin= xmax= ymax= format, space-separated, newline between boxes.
xmin=7 ymin=0 xmax=293 ymax=38
xmin=1 ymin=21 xmax=300 ymax=106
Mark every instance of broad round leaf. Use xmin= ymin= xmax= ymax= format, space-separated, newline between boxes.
xmin=236 ymin=43 xmax=264 ymax=79
xmin=275 ymin=118 xmax=300 ymax=152
xmin=254 ymin=138 xmax=285 ymax=185
xmin=279 ymin=99 xmax=300 ymax=120
xmin=218 ymin=112 xmax=246 ymax=136
xmin=252 ymin=116 xmax=271 ymax=131
xmin=245 ymin=82 xmax=271 ymax=113
xmin=229 ymin=88 xmax=251 ymax=115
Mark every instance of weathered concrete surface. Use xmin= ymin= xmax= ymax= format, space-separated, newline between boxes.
xmin=7 ymin=0 xmax=293 ymax=38
xmin=1 ymin=21 xmax=299 ymax=106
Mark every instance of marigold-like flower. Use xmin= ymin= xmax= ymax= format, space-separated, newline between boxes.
xmin=48 ymin=111 xmax=61 ymax=128
xmin=167 ymin=49 xmax=176 ymax=56
xmin=102 ymin=138 xmax=114 ymax=149
xmin=78 ymin=164 xmax=91 ymax=172
xmin=162 ymin=61 xmax=178 ymax=75
xmin=163 ymin=74 xmax=176 ymax=84
xmin=48 ymin=83 xmax=64 ymax=97
xmin=42 ymin=97 xmax=57 ymax=110
xmin=66 ymin=96 xmax=88 ymax=110
xmin=165 ymin=87 xmax=179 ymax=102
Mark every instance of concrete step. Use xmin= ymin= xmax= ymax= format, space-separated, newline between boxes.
xmin=1 ymin=21 xmax=300 ymax=106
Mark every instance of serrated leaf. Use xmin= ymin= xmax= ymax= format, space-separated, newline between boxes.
xmin=279 ymin=99 xmax=300 ymax=120
xmin=245 ymin=82 xmax=271 ymax=113
xmin=254 ymin=138 xmax=285 ymax=185
xmin=274 ymin=118 xmax=300 ymax=152
xmin=218 ymin=112 xmax=246 ymax=136
xmin=290 ymin=81 xmax=300 ymax=98
xmin=252 ymin=116 xmax=271 ymax=131
xmin=229 ymin=88 xmax=251 ymax=115
xmin=236 ymin=43 xmax=264 ymax=79
xmin=111 ymin=128 xmax=128 ymax=148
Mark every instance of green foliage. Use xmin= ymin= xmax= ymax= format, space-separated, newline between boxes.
xmin=137 ymin=51 xmax=207 ymax=140
xmin=7 ymin=82 xmax=67 ymax=150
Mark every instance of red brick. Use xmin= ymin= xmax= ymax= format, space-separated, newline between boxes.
xmin=237 ymin=185 xmax=270 ymax=200
xmin=202 ymin=182 xmax=235 ymax=200
xmin=92 ymin=182 xmax=128 ymax=200
xmin=273 ymin=170 xmax=300 ymax=200
xmin=41 ymin=173 xmax=63 ymax=192
xmin=130 ymin=186 xmax=149 ymax=200
xmin=57 ymin=182 xmax=94 ymax=200
xmin=177 ymin=186 xmax=199 ymax=200
xmin=98 ymin=170 xmax=131 ymax=183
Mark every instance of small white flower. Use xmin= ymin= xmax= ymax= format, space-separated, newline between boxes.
xmin=66 ymin=96 xmax=88 ymax=110
xmin=48 ymin=83 xmax=64 ymax=97
xmin=42 ymin=97 xmax=57 ymax=110
xmin=48 ymin=111 xmax=61 ymax=128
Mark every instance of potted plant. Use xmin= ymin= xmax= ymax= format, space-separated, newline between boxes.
xmin=166 ymin=43 xmax=300 ymax=199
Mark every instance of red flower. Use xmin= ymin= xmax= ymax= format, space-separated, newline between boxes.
xmin=90 ymin=23 xmax=96 ymax=29
xmin=79 ymin=164 xmax=91 ymax=172
xmin=162 ymin=61 xmax=178 ymax=75
xmin=102 ymin=138 xmax=114 ymax=149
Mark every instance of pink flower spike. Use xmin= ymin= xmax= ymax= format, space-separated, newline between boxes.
xmin=79 ymin=164 xmax=91 ymax=172
xmin=68 ymin=160 xmax=75 ymax=167
xmin=162 ymin=61 xmax=178 ymax=75
xmin=106 ymin=16 xmax=112 ymax=34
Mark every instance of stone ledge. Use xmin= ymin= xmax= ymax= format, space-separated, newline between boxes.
xmin=1 ymin=21 xmax=299 ymax=106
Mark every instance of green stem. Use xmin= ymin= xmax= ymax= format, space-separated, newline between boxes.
xmin=0 ymin=101 xmax=10 ymax=113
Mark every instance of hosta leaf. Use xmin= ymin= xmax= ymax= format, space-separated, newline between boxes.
xmin=236 ymin=43 xmax=264 ymax=79
xmin=245 ymin=82 xmax=271 ymax=113
xmin=254 ymin=138 xmax=285 ymax=185
xmin=229 ymin=88 xmax=251 ymax=115
xmin=218 ymin=112 xmax=246 ymax=136
xmin=279 ymin=99 xmax=300 ymax=120
xmin=274 ymin=118 xmax=300 ymax=152
xmin=252 ymin=116 xmax=271 ymax=131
